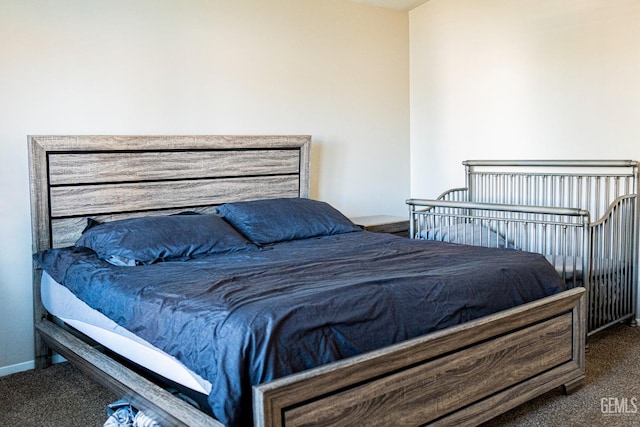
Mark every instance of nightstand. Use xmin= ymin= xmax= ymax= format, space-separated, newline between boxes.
xmin=350 ymin=215 xmax=409 ymax=237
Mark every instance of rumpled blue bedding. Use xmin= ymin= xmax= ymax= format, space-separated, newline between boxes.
xmin=35 ymin=231 xmax=566 ymax=427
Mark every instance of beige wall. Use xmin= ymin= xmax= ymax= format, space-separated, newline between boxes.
xmin=0 ymin=0 xmax=409 ymax=374
xmin=410 ymin=0 xmax=640 ymax=197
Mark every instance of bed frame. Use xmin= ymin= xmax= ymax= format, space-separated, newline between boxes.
xmin=407 ymin=160 xmax=638 ymax=335
xmin=29 ymin=135 xmax=585 ymax=427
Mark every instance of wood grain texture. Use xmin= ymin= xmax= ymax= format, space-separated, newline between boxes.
xmin=253 ymin=287 xmax=586 ymax=427
xmin=351 ymin=215 xmax=410 ymax=235
xmin=31 ymin=134 xmax=311 ymax=151
xmin=28 ymin=138 xmax=52 ymax=368
xmin=51 ymin=206 xmax=220 ymax=248
xmin=50 ymin=175 xmax=300 ymax=217
xmin=28 ymin=138 xmax=52 ymax=252
xmin=48 ymin=150 xmax=300 ymax=185
xmin=284 ymin=314 xmax=572 ymax=426
xmin=29 ymin=135 xmax=310 ymax=249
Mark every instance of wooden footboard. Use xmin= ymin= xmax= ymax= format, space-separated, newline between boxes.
xmin=254 ymin=287 xmax=585 ymax=427
xmin=37 ymin=287 xmax=584 ymax=427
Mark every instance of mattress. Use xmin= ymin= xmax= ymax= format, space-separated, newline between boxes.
xmin=36 ymin=231 xmax=567 ymax=427
xmin=40 ymin=270 xmax=211 ymax=395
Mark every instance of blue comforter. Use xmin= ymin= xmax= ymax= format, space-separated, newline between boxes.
xmin=35 ymin=231 xmax=566 ymax=426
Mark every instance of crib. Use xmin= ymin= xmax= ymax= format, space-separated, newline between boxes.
xmin=407 ymin=160 xmax=638 ymax=335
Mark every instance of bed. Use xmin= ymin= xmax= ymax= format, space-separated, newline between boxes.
xmin=29 ymin=136 xmax=585 ymax=427
xmin=407 ymin=160 xmax=638 ymax=335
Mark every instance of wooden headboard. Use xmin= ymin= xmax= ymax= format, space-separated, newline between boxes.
xmin=28 ymin=135 xmax=311 ymax=252
xmin=28 ymin=135 xmax=310 ymax=369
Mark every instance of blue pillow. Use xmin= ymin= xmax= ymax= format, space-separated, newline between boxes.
xmin=216 ymin=198 xmax=361 ymax=245
xmin=75 ymin=214 xmax=255 ymax=265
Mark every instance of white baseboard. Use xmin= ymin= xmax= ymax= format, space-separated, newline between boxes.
xmin=0 ymin=354 xmax=67 ymax=378
xmin=0 ymin=360 xmax=34 ymax=377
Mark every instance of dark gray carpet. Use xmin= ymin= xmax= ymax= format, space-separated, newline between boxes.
xmin=0 ymin=362 xmax=116 ymax=426
xmin=0 ymin=323 xmax=638 ymax=426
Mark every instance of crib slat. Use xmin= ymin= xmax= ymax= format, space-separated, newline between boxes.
xmin=410 ymin=160 xmax=638 ymax=334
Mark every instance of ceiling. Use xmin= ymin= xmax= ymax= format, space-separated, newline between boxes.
xmin=350 ymin=0 xmax=429 ymax=11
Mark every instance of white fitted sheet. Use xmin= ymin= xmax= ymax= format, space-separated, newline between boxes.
xmin=41 ymin=271 xmax=212 ymax=395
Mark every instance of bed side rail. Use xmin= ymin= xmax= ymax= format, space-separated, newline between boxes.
xmin=36 ymin=318 xmax=221 ymax=427
xmin=406 ymin=199 xmax=591 ymax=287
